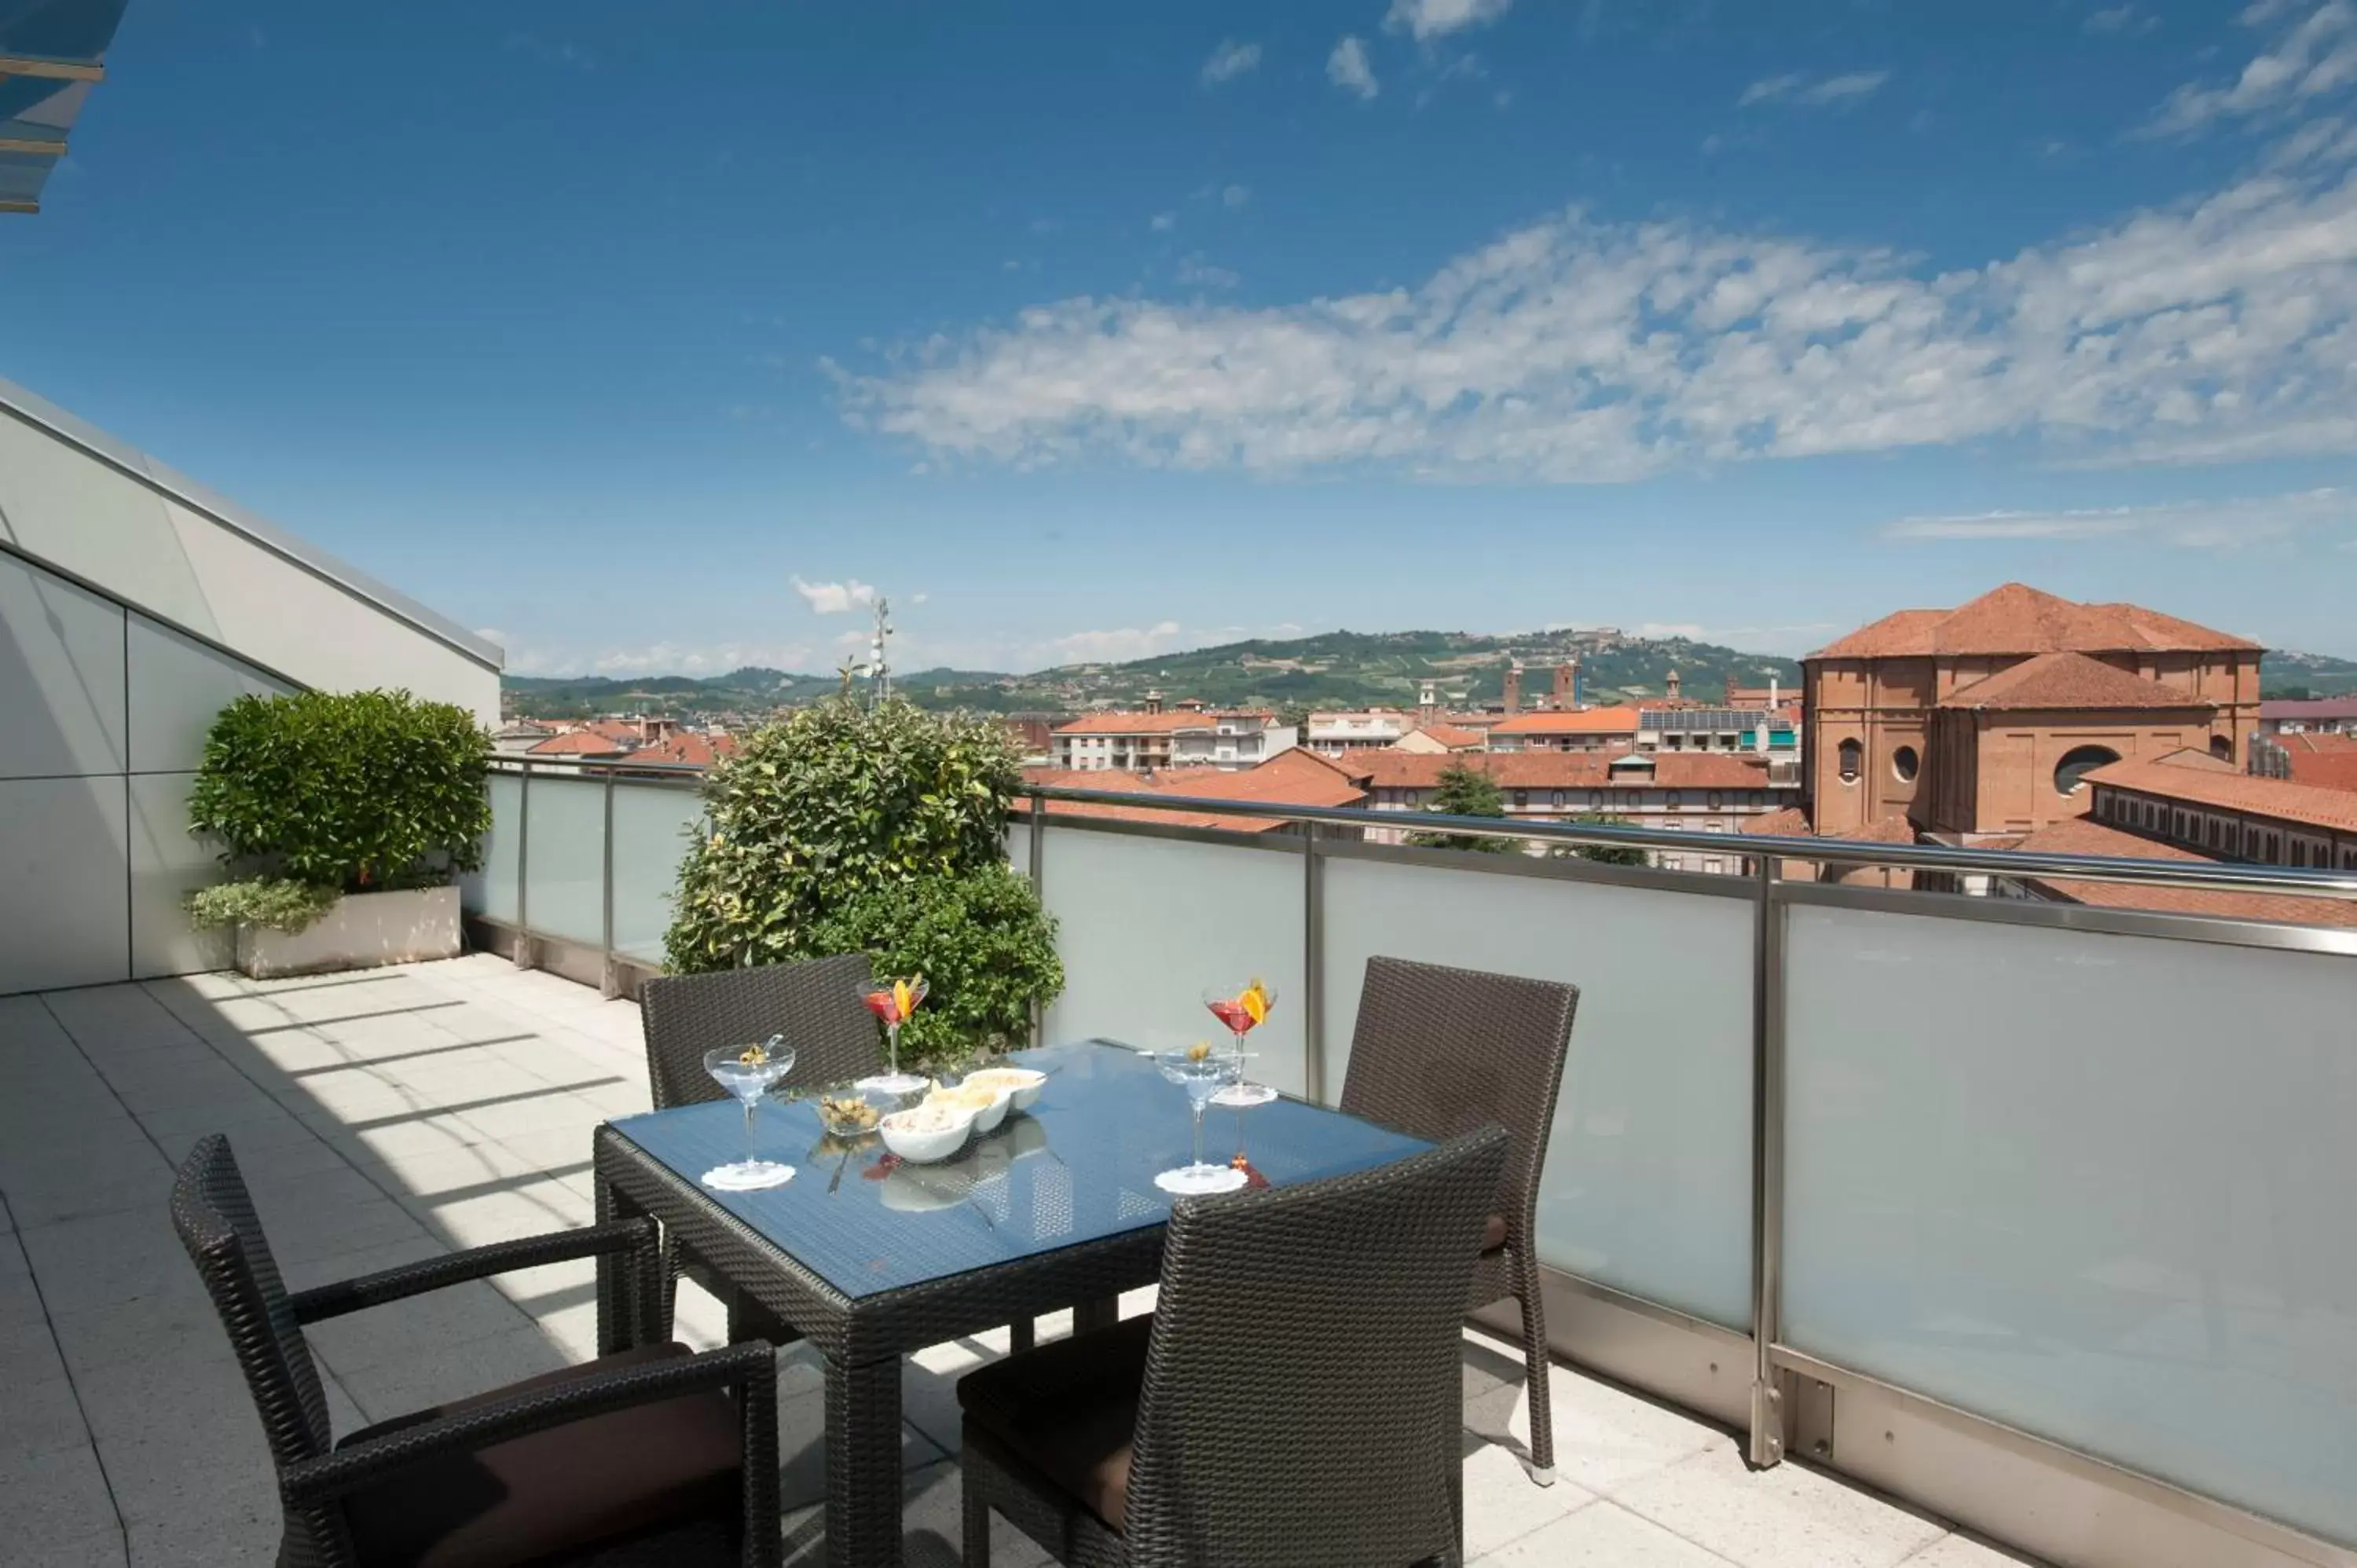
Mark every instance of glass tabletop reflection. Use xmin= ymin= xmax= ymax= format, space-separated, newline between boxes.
xmin=603 ymin=1039 xmax=1431 ymax=1300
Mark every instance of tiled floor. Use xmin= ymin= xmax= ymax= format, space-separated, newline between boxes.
xmin=0 ymin=956 xmax=2040 ymax=1566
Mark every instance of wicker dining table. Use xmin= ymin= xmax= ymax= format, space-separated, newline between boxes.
xmin=591 ymin=1039 xmax=1432 ymax=1568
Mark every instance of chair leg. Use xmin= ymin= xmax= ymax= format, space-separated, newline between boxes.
xmin=1516 ymin=1266 xmax=1555 ymax=1485
xmin=962 ymin=1478 xmax=992 ymax=1568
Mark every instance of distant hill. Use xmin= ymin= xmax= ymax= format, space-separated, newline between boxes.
xmin=502 ymin=630 xmax=1805 ymax=720
xmin=2260 ymin=650 xmax=2357 ymax=699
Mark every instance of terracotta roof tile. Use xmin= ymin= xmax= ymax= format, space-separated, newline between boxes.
xmin=1489 ymin=705 xmax=1641 ymax=736
xmin=2260 ymin=697 xmax=2357 ymax=721
xmin=1404 ymin=723 xmax=1485 ymax=749
xmin=1937 ymin=651 xmax=2212 ymax=712
xmin=1809 ymin=584 xmax=2260 ymax=660
xmin=1736 ymin=808 xmax=1912 ymax=844
xmin=2003 ymin=815 xmax=2357 ymax=928
xmin=1741 ymin=807 xmax=1813 ymax=837
xmin=2088 ymin=750 xmax=2357 ymax=833
xmin=528 ymin=731 xmax=632 ymax=756
xmin=2274 ymin=731 xmax=2357 ymax=755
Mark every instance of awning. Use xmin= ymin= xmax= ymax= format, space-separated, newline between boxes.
xmin=1 ymin=0 xmax=130 ymax=214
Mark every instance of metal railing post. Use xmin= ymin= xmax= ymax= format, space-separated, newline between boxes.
xmin=599 ymin=768 xmax=618 ymax=998
xmin=1748 ymin=848 xmax=1787 ymax=1467
xmin=1303 ymin=827 xmax=1325 ymax=1105
xmin=1028 ymin=793 xmax=1046 ymax=1049
xmin=515 ymin=763 xmax=534 ymax=972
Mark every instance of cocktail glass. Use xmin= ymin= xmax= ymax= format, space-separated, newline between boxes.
xmin=701 ymin=1039 xmax=797 ymax=1190
xmin=857 ymin=976 xmax=931 ymax=1099
xmin=1156 ymin=1050 xmax=1248 ymax=1196
xmin=1202 ymin=980 xmax=1279 ymax=1108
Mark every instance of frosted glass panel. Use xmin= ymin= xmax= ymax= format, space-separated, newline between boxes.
xmin=1783 ymin=904 xmax=2357 ymax=1545
xmin=522 ymin=773 xmax=605 ymax=944
xmin=1039 ymin=826 xmax=1307 ymax=1097
xmin=1321 ymin=855 xmax=1756 ymax=1329
xmin=465 ymin=772 xmax=523 ymax=923
xmin=612 ymin=781 xmax=702 ymax=962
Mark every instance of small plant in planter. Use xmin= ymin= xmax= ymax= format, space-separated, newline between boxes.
xmin=186 ymin=690 xmax=492 ymax=977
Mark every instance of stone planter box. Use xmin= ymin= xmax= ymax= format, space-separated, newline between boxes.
xmin=236 ymin=885 xmax=462 ymax=980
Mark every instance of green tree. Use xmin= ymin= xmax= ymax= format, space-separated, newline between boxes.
xmin=1407 ymin=761 xmax=1515 ymax=854
xmin=1550 ymin=815 xmax=1649 ymax=866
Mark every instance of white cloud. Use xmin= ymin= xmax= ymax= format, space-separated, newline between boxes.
xmin=909 ymin=591 xmax=930 ymax=604
xmin=790 ymin=576 xmax=878 ymax=614
xmin=1042 ymin=621 xmax=1186 ymax=665
xmin=1739 ymin=70 xmax=1890 ymax=108
xmin=1150 ymin=211 xmax=1178 ymax=232
xmin=2148 ymin=1 xmax=2357 ymax=136
xmin=835 ymin=103 xmax=2357 ymax=483
xmin=1177 ymin=254 xmax=1240 ymax=288
xmin=2084 ymin=5 xmax=2155 ymax=35
xmin=1222 ymin=183 xmax=1252 ymax=209
xmin=1884 ymin=488 xmax=2352 ymax=547
xmin=1384 ymin=0 xmax=1512 ymax=42
xmin=1329 ymin=35 xmax=1380 ymax=100
xmin=1201 ymin=38 xmax=1263 ymax=87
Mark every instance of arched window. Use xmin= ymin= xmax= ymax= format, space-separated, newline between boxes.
xmin=1891 ymin=745 xmax=1919 ymax=784
xmin=2210 ymin=735 xmax=2233 ymax=762
xmin=2053 ymin=745 xmax=2120 ymax=797
xmin=1587 ymin=790 xmax=1604 ymax=810
xmin=1838 ymin=739 xmax=1863 ymax=784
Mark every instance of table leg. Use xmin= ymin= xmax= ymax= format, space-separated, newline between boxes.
xmin=1072 ymin=1296 xmax=1120 ymax=1335
xmin=593 ymin=1171 xmax=665 ymax=1354
xmin=1008 ymin=1317 xmax=1035 ymax=1354
xmin=825 ymin=1352 xmax=906 ymax=1568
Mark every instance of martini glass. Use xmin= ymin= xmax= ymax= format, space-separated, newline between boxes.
xmin=701 ymin=1039 xmax=797 ymax=1191
xmin=1202 ymin=981 xmax=1280 ymax=1108
xmin=1156 ymin=1050 xmax=1249 ymax=1196
xmin=857 ymin=976 xmax=931 ymax=1099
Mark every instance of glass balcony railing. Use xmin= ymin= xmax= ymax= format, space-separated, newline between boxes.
xmin=469 ymin=759 xmax=2357 ymax=1560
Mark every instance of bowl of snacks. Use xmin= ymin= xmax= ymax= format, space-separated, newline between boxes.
xmin=961 ymin=1065 xmax=1048 ymax=1113
xmin=926 ymin=1079 xmax=1011 ymax=1134
xmin=878 ymin=1101 xmax=975 ymax=1163
xmin=816 ymin=1090 xmax=882 ymax=1140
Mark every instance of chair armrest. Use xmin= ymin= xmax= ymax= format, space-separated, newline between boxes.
xmin=279 ymin=1340 xmax=779 ymax=1508
xmin=290 ymin=1218 xmax=660 ymax=1323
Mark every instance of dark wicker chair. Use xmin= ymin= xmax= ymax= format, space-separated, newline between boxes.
xmin=1338 ymin=956 xmax=1578 ymax=1485
xmin=170 ymin=1134 xmax=781 ymax=1568
xmin=640 ymin=954 xmax=882 ymax=1342
xmin=638 ymin=954 xmax=882 ymax=1111
xmin=959 ymin=1126 xmax=1510 ymax=1568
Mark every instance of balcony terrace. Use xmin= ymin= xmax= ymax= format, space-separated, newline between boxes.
xmin=4 ymin=757 xmax=2354 ymax=1567
xmin=4 ymin=958 xmax=2016 ymax=1568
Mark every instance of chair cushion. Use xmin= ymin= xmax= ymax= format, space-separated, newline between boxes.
xmin=959 ymin=1316 xmax=1153 ymax=1532
xmin=338 ymin=1341 xmax=742 ymax=1568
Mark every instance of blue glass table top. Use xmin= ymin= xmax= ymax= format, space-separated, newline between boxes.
xmin=603 ymin=1041 xmax=1431 ymax=1301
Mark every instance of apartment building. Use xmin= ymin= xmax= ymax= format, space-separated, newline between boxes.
xmin=1052 ymin=700 xmax=1296 ymax=772
xmin=1486 ymin=705 xmax=1641 ymax=753
xmin=2081 ymin=749 xmax=2357 ymax=872
xmin=1638 ymin=707 xmax=1798 ymax=756
xmin=1304 ymin=709 xmax=1411 ymax=753
xmin=1359 ymin=749 xmax=1801 ymax=873
xmin=2258 ymin=696 xmax=2357 ymax=736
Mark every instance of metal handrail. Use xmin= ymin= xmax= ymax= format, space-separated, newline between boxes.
xmin=487 ymin=754 xmax=709 ymax=782
xmin=1023 ymin=783 xmax=2357 ymax=903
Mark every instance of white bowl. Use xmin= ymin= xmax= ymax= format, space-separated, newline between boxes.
xmin=963 ymin=1067 xmax=1047 ymax=1112
xmin=879 ymin=1106 xmax=973 ymax=1164
xmin=966 ymin=1088 xmax=1011 ymax=1134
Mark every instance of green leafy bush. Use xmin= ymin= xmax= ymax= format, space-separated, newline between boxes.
xmin=665 ymin=697 xmax=1026 ymax=969
xmin=185 ymin=877 xmax=342 ymax=934
xmin=805 ymin=863 xmax=1063 ymax=1072
xmin=1406 ymin=761 xmax=1516 ymax=853
xmin=187 ymin=690 xmax=491 ymax=892
xmin=665 ymin=696 xmax=1061 ymax=1068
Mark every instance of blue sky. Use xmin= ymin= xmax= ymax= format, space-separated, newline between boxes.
xmin=7 ymin=0 xmax=2357 ymax=675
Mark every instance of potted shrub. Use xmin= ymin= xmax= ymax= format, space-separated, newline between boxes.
xmin=665 ymin=696 xmax=1063 ymax=1074
xmin=185 ymin=689 xmax=493 ymax=978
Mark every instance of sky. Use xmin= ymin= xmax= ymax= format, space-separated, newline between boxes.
xmin=6 ymin=0 xmax=2357 ymax=676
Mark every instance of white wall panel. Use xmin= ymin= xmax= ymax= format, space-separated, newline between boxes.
xmin=126 ymin=614 xmax=291 ymax=775
xmin=128 ymin=771 xmax=233 ymax=978
xmin=0 ymin=551 xmax=126 ymax=779
xmin=0 ymin=776 xmax=128 ymax=992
